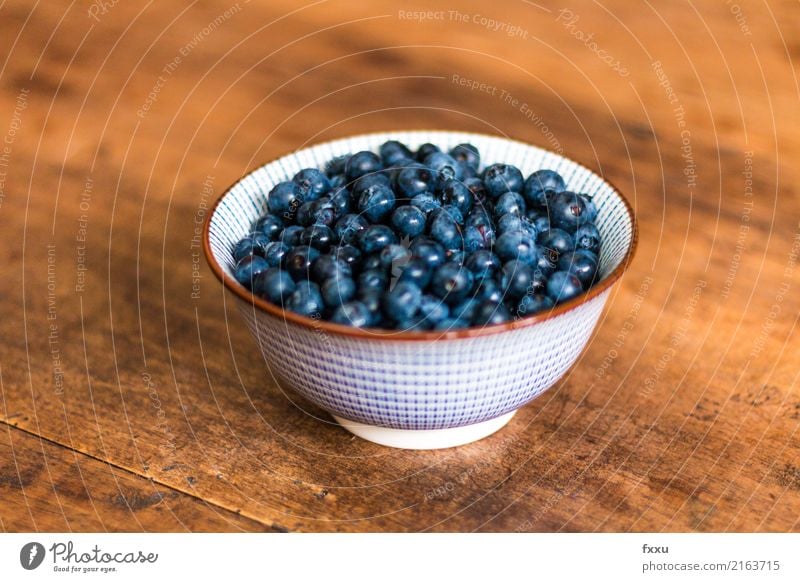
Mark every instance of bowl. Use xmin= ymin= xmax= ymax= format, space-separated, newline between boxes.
xmin=203 ymin=130 xmax=637 ymax=449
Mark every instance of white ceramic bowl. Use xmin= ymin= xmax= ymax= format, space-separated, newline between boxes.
xmin=204 ymin=131 xmax=637 ymax=449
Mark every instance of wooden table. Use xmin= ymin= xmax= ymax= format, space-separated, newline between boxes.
xmin=1 ymin=0 xmax=798 ymax=532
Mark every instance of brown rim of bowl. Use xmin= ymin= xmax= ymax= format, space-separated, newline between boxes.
xmin=203 ymin=132 xmax=639 ymax=342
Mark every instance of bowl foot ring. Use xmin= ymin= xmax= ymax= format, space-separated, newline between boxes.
xmin=332 ymin=411 xmax=516 ymax=450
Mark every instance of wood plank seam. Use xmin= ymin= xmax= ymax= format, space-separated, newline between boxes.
xmin=0 ymin=418 xmax=291 ymax=532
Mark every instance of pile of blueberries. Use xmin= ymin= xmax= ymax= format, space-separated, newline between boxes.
xmin=231 ymin=140 xmax=602 ymax=331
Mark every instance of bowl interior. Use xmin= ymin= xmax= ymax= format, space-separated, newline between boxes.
xmin=207 ymin=130 xmax=634 ymax=311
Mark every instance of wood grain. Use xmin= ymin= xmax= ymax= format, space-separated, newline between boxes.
xmin=0 ymin=0 xmax=798 ymax=531
xmin=0 ymin=424 xmax=268 ymax=531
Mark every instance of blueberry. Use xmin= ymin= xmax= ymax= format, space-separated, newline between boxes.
xmin=494 ymin=191 xmax=526 ymax=217
xmin=410 ymin=238 xmax=446 ymax=269
xmin=526 ymin=208 xmax=543 ymax=222
xmin=466 ymin=207 xmax=493 ymax=229
xmin=410 ymin=192 xmax=441 ymax=215
xmin=472 ymin=302 xmax=511 ymax=326
xmin=262 ymin=241 xmax=290 ymax=267
xmin=416 ymin=142 xmax=440 ymax=162
xmin=532 ymin=214 xmax=551 ymax=234
xmin=519 ymin=218 xmax=539 ymax=241
xmin=523 ymin=169 xmax=566 ymax=207
xmin=357 ymin=183 xmax=395 ymax=223
xmin=464 ymin=176 xmax=489 ymax=203
xmin=396 ymin=257 xmax=432 ymax=288
xmin=253 ymin=268 xmax=296 ymax=305
xmin=527 ymin=268 xmax=548 ymax=295
xmin=385 ymin=159 xmax=416 ymax=188
xmin=473 ymin=278 xmax=503 ymax=303
xmin=464 ymin=249 xmax=500 ymax=281
xmin=234 ymin=255 xmax=270 ymax=288
xmin=379 ymin=140 xmax=413 ymax=166
xmin=501 ymin=260 xmax=534 ymax=298
xmin=379 ymin=243 xmax=411 ymax=270
xmin=321 ymin=276 xmax=356 ymax=308
xmin=396 ymin=163 xmax=436 ymax=197
xmin=424 ymin=151 xmax=463 ymax=186
xmin=345 ymin=150 xmax=382 ymax=182
xmin=356 ymin=224 xmax=397 ymax=254
xmin=285 ymin=245 xmax=320 ymax=281
xmin=546 ymin=271 xmax=584 ymax=303
xmin=428 ymin=208 xmax=463 ymax=250
xmin=232 ymin=231 xmax=271 ymax=261
xmin=439 ymin=204 xmax=465 ymax=225
xmin=580 ymin=194 xmax=598 ymax=222
xmin=267 ymin=181 xmax=303 ymax=217
xmin=574 ymin=223 xmax=601 ymax=255
xmin=418 ymin=294 xmax=449 ymax=325
xmin=331 ymin=301 xmax=372 ymax=328
xmin=358 ymin=287 xmax=383 ymax=318
xmin=434 ymin=317 xmax=469 ymax=330
xmin=332 ymin=244 xmax=362 ymax=271
xmin=395 ymin=312 xmax=433 ymax=332
xmin=293 ymin=168 xmax=331 ymax=201
xmin=308 ymin=197 xmax=337 ymax=227
xmin=464 ymin=210 xmax=496 ymax=249
xmin=329 ymin=174 xmax=346 ymax=189
xmin=311 ymin=254 xmax=352 ymax=282
xmin=286 ymin=281 xmax=324 ymax=317
xmin=361 ymin=253 xmax=383 ymax=271
xmin=352 ymin=172 xmax=391 ymax=197
xmin=446 ymin=249 xmax=465 ymax=265
xmin=300 ymin=224 xmax=335 ymax=251
xmin=516 ymin=293 xmax=555 ymax=317
xmin=358 ymin=268 xmax=388 ymax=292
xmin=430 ymin=261 xmax=474 ymax=304
xmin=279 ymin=225 xmax=304 ymax=246
xmin=495 ymin=230 xmax=537 ymax=263
xmin=382 ymin=281 xmax=422 ymax=321
xmin=329 ymin=186 xmax=352 ymax=216
xmin=534 ymin=245 xmax=559 ymax=276
xmin=390 ymin=205 xmax=426 ymax=238
xmin=463 ymin=225 xmax=490 ymax=252
xmin=325 ymin=155 xmax=349 ymax=178
xmin=460 ymin=164 xmax=478 ymax=180
xmin=539 ymin=228 xmax=575 ymax=257
xmin=334 ymin=213 xmax=369 ymax=245
xmin=254 ymin=213 xmax=284 ymax=240
xmin=440 ymin=179 xmax=474 ymax=214
xmin=497 ymin=212 xmax=523 ymax=234
xmin=558 ymin=249 xmax=599 ymax=288
xmin=547 ymin=191 xmax=589 ymax=232
xmin=449 ymin=143 xmax=480 ymax=169
xmin=482 ymin=163 xmax=524 ymax=197
xmin=295 ymin=201 xmax=317 ymax=227
xmin=449 ymin=297 xmax=482 ymax=321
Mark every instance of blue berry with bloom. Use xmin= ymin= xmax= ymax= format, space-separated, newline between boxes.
xmin=253 ymin=268 xmax=295 ymax=305
xmin=345 ymin=151 xmax=382 ymax=182
xmin=293 ymin=168 xmax=330 ymax=201
xmin=546 ymin=271 xmax=583 ymax=303
xmin=523 ymin=169 xmax=565 ymax=207
xmin=267 ymin=181 xmax=303 ymax=216
xmin=254 ymin=213 xmax=284 ymax=240
xmin=235 ymin=255 xmax=270 ymax=288
xmin=390 ymin=205 xmax=426 ymax=238
xmin=449 ymin=143 xmax=480 ymax=170
xmin=482 ymin=163 xmax=524 ymax=197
